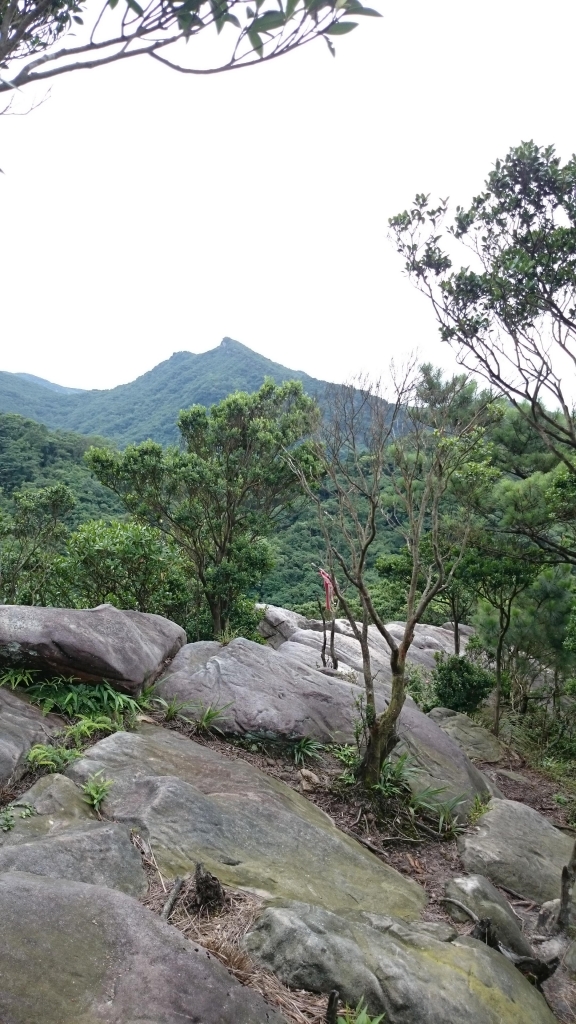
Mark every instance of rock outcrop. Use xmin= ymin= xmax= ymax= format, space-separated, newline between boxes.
xmin=66 ymin=724 xmax=426 ymax=920
xmin=0 ymin=774 xmax=146 ymax=896
xmin=245 ymin=900 xmax=556 ymax=1024
xmin=428 ymin=707 xmax=506 ymax=762
xmin=0 ymin=687 xmax=62 ymax=783
xmin=0 ymin=871 xmax=286 ymax=1024
xmin=0 ymin=604 xmax=186 ymax=695
xmin=458 ymin=797 xmax=576 ymax=906
xmin=156 ymin=631 xmax=496 ymax=815
xmin=444 ymin=874 xmax=534 ymax=955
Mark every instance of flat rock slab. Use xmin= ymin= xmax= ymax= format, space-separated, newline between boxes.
xmin=0 ymin=604 xmax=186 ymax=694
xmin=428 ymin=708 xmax=506 ymax=762
xmin=444 ymin=874 xmax=533 ymax=956
xmin=0 ymin=775 xmax=146 ymax=896
xmin=0 ymin=687 xmax=62 ymax=783
xmin=245 ymin=900 xmax=556 ymax=1024
xmin=458 ymin=798 xmax=576 ymax=905
xmin=0 ymin=871 xmax=285 ymax=1024
xmin=157 ymin=637 xmax=494 ymax=816
xmin=66 ymin=725 xmax=426 ymax=921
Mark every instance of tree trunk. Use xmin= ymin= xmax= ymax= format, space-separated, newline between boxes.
xmin=360 ymin=655 xmax=406 ymax=786
xmin=450 ymin=596 xmax=460 ymax=655
xmin=495 ymin=635 xmax=504 ymax=737
xmin=207 ymin=598 xmax=222 ymax=638
xmin=329 ymin=617 xmax=338 ymax=670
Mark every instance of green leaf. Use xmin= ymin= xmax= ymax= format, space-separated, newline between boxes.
xmin=107 ymin=0 xmax=119 ymax=8
xmin=323 ymin=33 xmax=336 ymax=55
xmin=342 ymin=0 xmax=381 ymax=15
xmin=125 ymin=0 xmax=144 ymax=14
xmin=247 ymin=4 xmax=255 ymax=13
xmin=324 ymin=19 xmax=357 ymax=33
xmin=252 ymin=10 xmax=285 ymax=30
xmin=247 ymin=27 xmax=264 ymax=55
xmin=285 ymin=0 xmax=298 ymax=16
xmin=226 ymin=12 xmax=241 ymax=26
xmin=72 ymin=14 xmax=83 ymax=22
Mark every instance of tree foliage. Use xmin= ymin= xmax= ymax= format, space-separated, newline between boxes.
xmin=0 ymin=483 xmax=75 ymax=603
xmin=0 ymin=0 xmax=380 ymax=96
xmin=87 ymin=379 xmax=320 ymax=636
xmin=390 ymin=142 xmax=576 ymax=472
xmin=0 ymin=413 xmax=123 ymax=523
xmin=431 ymin=653 xmax=494 ymax=715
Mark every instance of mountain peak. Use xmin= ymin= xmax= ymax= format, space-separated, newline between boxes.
xmin=0 ymin=338 xmax=327 ymax=447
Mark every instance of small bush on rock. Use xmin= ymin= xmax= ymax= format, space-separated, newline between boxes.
xmin=432 ymin=653 xmax=494 ymax=714
xmin=82 ymin=772 xmax=113 ymax=813
xmin=27 ymin=744 xmax=81 ymax=772
xmin=342 ymin=998 xmax=385 ymax=1023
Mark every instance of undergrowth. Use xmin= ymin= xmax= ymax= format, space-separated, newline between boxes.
xmin=330 ymin=742 xmax=466 ymax=841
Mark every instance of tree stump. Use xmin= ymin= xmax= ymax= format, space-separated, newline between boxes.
xmin=193 ymin=862 xmax=226 ymax=911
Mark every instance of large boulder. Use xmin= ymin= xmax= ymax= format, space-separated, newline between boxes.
xmin=0 ymin=687 xmax=62 ymax=783
xmin=428 ymin=708 xmax=506 ymax=763
xmin=0 ymin=774 xmax=146 ymax=896
xmin=66 ymin=725 xmax=426 ymax=921
xmin=458 ymin=798 xmax=576 ymax=905
xmin=244 ymin=900 xmax=556 ymax=1024
xmin=0 ymin=871 xmax=285 ymax=1024
xmin=444 ymin=874 xmax=534 ymax=956
xmin=155 ymin=636 xmax=364 ymax=743
xmin=0 ymin=604 xmax=186 ymax=695
xmin=156 ymin=637 xmax=495 ymax=815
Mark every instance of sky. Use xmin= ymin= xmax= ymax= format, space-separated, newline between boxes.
xmin=1 ymin=0 xmax=576 ymax=391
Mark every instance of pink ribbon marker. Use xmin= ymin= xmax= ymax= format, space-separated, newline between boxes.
xmin=318 ymin=569 xmax=334 ymax=612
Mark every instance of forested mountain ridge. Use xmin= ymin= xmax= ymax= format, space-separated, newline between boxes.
xmin=0 ymin=338 xmax=329 ymax=447
xmin=0 ymin=413 xmax=124 ymax=524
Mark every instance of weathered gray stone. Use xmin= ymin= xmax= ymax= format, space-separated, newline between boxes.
xmin=458 ymin=798 xmax=576 ymax=906
xmin=0 ymin=687 xmax=62 ymax=783
xmin=157 ymin=636 xmax=495 ymax=816
xmin=428 ymin=708 xmax=505 ymax=762
xmin=357 ymin=910 xmax=457 ymax=942
xmin=257 ymin=604 xmax=320 ymax=648
xmin=0 ymin=871 xmax=285 ymax=1024
xmin=0 ymin=603 xmax=186 ymax=695
xmin=66 ymin=725 xmax=426 ymax=920
xmin=566 ymin=939 xmax=576 ymax=975
xmin=244 ymin=900 xmax=556 ymax=1024
xmin=445 ymin=874 xmax=533 ymax=955
xmin=0 ymin=774 xmax=146 ymax=895
xmin=156 ymin=637 xmax=363 ymax=743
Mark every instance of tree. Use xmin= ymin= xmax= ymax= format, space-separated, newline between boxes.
xmin=49 ymin=518 xmax=192 ymax=620
xmin=0 ymin=483 xmax=75 ymax=604
xmin=374 ymin=545 xmax=477 ymax=655
xmin=290 ymin=366 xmax=493 ymax=784
xmin=0 ymin=0 xmax=380 ymax=96
xmin=87 ymin=379 xmax=320 ymax=637
xmin=389 ymin=142 xmax=576 ymax=471
xmin=465 ymin=539 xmax=540 ymax=734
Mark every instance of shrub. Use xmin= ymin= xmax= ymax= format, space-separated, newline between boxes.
xmin=405 ymin=665 xmax=439 ymax=712
xmin=432 ymin=653 xmax=494 ymax=714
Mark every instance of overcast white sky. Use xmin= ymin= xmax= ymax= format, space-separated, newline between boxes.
xmin=1 ymin=0 xmax=575 ymax=390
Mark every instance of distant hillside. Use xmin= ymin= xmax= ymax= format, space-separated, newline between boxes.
xmin=15 ymin=374 xmax=86 ymax=395
xmin=0 ymin=413 xmax=124 ymax=524
xmin=0 ymin=339 xmax=329 ymax=447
